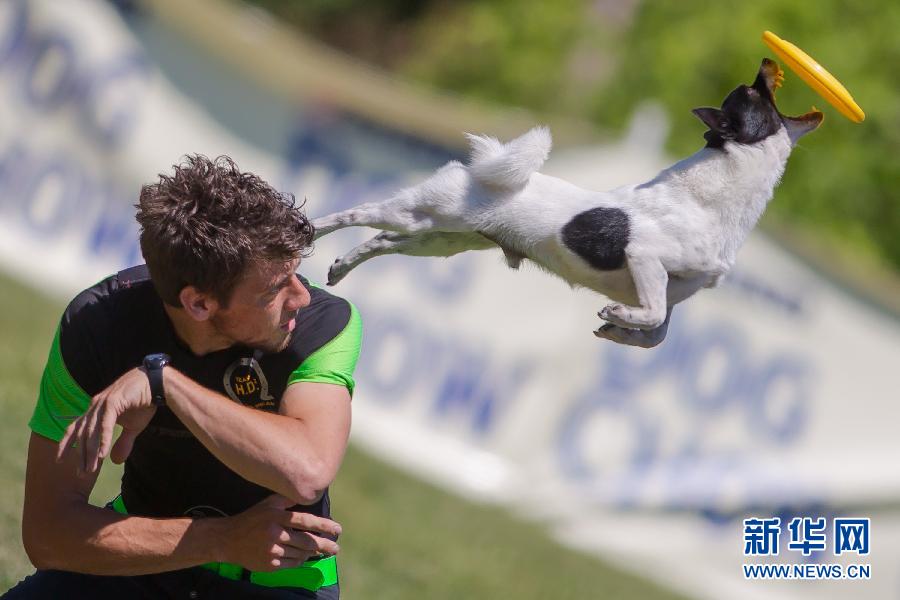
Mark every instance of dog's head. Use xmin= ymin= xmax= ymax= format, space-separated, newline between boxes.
xmin=693 ymin=58 xmax=824 ymax=148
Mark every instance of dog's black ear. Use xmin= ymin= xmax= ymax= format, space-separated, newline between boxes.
xmin=692 ymin=107 xmax=735 ymax=139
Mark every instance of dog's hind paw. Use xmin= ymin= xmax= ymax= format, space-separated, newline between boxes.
xmin=327 ymin=257 xmax=350 ymax=286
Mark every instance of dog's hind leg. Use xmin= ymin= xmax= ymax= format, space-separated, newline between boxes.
xmin=314 ymin=160 xmax=475 ymax=240
xmin=313 ymin=163 xmax=469 ymax=240
xmin=594 ymin=307 xmax=673 ymax=348
xmin=327 ymin=230 xmax=495 ymax=285
xmin=313 ymin=193 xmax=454 ymax=240
xmin=313 ymin=199 xmax=408 ymax=240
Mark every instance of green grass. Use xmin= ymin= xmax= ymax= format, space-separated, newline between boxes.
xmin=0 ymin=271 xmax=687 ymax=599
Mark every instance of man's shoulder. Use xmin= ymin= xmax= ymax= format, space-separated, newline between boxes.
xmin=61 ymin=265 xmax=159 ymax=344
xmin=286 ymin=277 xmax=358 ymax=359
xmin=304 ymin=277 xmax=352 ymax=315
xmin=51 ymin=267 xmax=160 ymax=394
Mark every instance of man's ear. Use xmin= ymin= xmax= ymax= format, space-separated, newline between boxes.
xmin=178 ymin=286 xmax=218 ymax=322
xmin=692 ymin=107 xmax=734 ymax=139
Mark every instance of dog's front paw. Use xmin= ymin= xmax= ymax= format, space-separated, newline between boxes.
xmin=598 ymin=303 xmax=629 ymax=326
xmin=599 ymin=303 xmax=666 ymax=330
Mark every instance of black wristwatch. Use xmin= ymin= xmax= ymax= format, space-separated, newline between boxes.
xmin=143 ymin=353 xmax=171 ymax=406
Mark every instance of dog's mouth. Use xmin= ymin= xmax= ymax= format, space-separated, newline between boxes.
xmin=754 ymin=57 xmax=824 ymax=140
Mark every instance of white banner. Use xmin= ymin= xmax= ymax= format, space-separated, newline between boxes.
xmin=2 ymin=2 xmax=898 ymax=599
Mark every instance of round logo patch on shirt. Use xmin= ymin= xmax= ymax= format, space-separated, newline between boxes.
xmin=223 ymin=357 xmax=276 ymax=410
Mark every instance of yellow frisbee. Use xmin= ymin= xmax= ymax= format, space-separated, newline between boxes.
xmin=762 ymin=30 xmax=865 ymax=123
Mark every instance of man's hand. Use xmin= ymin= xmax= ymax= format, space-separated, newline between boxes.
xmin=217 ymin=494 xmax=341 ymax=571
xmin=57 ymin=367 xmax=156 ymax=474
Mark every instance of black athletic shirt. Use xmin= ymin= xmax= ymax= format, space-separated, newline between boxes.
xmin=30 ymin=265 xmax=362 ymax=520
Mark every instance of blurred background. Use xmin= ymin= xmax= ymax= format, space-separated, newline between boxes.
xmin=1 ymin=0 xmax=898 ymax=598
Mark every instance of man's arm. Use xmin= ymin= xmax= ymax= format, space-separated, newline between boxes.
xmin=158 ymin=296 xmax=359 ymax=504
xmin=26 ymin=431 xmax=222 ymax=575
xmin=162 ymin=371 xmax=352 ymax=504
xmin=24 ymin=432 xmax=340 ymax=575
xmin=59 ymin=367 xmax=352 ymax=506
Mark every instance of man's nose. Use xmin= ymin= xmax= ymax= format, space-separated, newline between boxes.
xmin=285 ymin=276 xmax=310 ymax=311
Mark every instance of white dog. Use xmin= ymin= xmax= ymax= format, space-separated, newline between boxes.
xmin=312 ymin=59 xmax=822 ymax=347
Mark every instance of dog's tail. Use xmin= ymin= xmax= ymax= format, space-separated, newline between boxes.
xmin=465 ymin=126 xmax=552 ymax=192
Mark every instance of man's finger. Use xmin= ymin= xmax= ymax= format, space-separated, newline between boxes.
xmin=308 ymin=533 xmax=339 ymax=556
xmin=283 ymin=531 xmax=339 ymax=556
xmin=98 ymin=404 xmax=119 ymax=461
xmin=275 ymin=545 xmax=308 ymax=561
xmin=270 ymin=556 xmax=304 ymax=570
xmin=74 ymin=414 xmax=90 ymax=473
xmin=281 ymin=511 xmax=342 ymax=537
xmin=279 ymin=529 xmax=317 ymax=552
xmin=84 ymin=406 xmax=104 ymax=473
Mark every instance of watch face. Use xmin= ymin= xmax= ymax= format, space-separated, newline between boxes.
xmin=144 ymin=353 xmax=171 ymax=368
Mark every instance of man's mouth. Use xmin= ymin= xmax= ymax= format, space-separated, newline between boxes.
xmin=280 ymin=317 xmax=297 ymax=332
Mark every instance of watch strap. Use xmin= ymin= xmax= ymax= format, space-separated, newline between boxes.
xmin=148 ymin=364 xmax=166 ymax=406
xmin=143 ymin=353 xmax=170 ymax=407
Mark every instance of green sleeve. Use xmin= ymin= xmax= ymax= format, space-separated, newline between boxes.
xmin=287 ymin=302 xmax=362 ymax=396
xmin=29 ymin=325 xmax=92 ymax=442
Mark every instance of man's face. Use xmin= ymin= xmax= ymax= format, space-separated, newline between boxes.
xmin=210 ymin=258 xmax=310 ymax=353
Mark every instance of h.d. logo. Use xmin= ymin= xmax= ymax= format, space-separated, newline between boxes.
xmin=224 ymin=357 xmax=275 ymax=409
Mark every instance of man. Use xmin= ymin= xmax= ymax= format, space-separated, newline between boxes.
xmin=4 ymin=155 xmax=361 ymax=599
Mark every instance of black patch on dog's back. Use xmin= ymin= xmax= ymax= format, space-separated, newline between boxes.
xmin=561 ymin=207 xmax=629 ymax=270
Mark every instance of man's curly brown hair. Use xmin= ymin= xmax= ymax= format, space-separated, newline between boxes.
xmin=136 ymin=155 xmax=314 ymax=307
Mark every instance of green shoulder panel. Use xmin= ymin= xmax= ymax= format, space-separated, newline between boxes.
xmin=287 ymin=301 xmax=362 ymax=396
xmin=29 ymin=325 xmax=92 ymax=442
